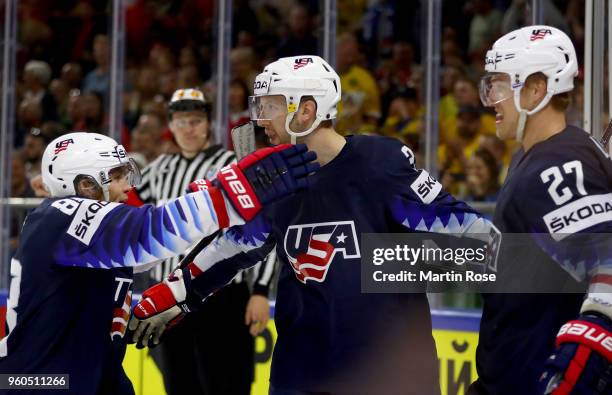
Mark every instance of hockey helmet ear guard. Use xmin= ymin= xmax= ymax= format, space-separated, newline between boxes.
xmin=42 ymin=132 xmax=142 ymax=201
xmin=249 ymin=55 xmax=341 ymax=144
xmin=480 ymin=25 xmax=578 ymax=141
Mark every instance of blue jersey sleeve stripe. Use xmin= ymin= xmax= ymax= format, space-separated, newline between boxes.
xmin=53 ymin=190 xmax=232 ymax=269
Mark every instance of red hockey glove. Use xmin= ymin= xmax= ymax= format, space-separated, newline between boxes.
xmin=127 ymin=270 xmax=191 ymax=349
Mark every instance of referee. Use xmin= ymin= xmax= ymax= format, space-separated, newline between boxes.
xmin=131 ymin=88 xmax=275 ymax=395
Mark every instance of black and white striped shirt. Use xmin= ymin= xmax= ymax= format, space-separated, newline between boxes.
xmin=135 ymin=145 xmax=277 ymax=294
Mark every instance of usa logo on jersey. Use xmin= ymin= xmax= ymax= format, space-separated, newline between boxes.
xmin=283 ymin=221 xmax=361 ymax=283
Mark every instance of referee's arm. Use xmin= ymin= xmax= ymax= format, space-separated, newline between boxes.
xmin=252 ymin=248 xmax=278 ymax=296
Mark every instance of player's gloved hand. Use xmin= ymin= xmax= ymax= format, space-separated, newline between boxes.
xmin=127 ymin=270 xmax=190 ymax=349
xmin=540 ymin=314 xmax=612 ymax=394
xmin=188 ymin=144 xmax=318 ymax=221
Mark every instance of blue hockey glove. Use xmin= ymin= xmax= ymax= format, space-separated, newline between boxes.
xmin=540 ymin=314 xmax=612 ymax=394
xmin=188 ymin=144 xmax=318 ymax=221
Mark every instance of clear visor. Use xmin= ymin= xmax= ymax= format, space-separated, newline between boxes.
xmin=104 ymin=159 xmax=142 ymax=187
xmin=248 ymin=95 xmax=289 ymax=121
xmin=479 ymin=73 xmax=514 ymax=107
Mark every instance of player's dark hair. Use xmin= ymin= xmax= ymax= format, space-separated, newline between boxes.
xmin=525 ymin=72 xmax=571 ymax=111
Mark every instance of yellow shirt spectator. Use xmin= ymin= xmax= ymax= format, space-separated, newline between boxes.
xmin=381 ymin=87 xmax=423 ymax=148
xmin=337 ymin=65 xmax=381 ymax=134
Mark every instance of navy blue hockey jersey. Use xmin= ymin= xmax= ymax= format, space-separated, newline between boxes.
xmin=473 ymin=126 xmax=612 ymax=395
xmin=181 ymin=135 xmax=494 ymax=394
xmin=0 ymin=189 xmax=243 ymax=395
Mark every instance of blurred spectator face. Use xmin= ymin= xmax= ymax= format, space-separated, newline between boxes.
xmin=11 ymin=154 xmax=27 ymax=196
xmin=93 ymin=35 xmax=110 ymax=68
xmin=392 ymin=42 xmax=414 ymax=68
xmin=179 ymin=47 xmax=197 ymax=67
xmin=466 ymin=155 xmax=491 ymax=194
xmin=67 ymin=89 xmax=83 ymax=123
xmin=289 ymin=6 xmax=310 ymax=37
xmin=23 ymin=60 xmax=51 ymax=91
xmin=169 ymin=111 xmax=210 ymax=155
xmin=132 ymin=114 xmax=163 ymax=161
xmin=143 ymin=95 xmax=168 ymax=122
xmin=229 ymin=80 xmax=248 ymax=111
xmin=442 ymin=66 xmax=462 ymax=93
xmin=230 ymin=47 xmax=255 ymax=79
xmin=442 ymin=40 xmax=464 ymax=68
xmin=40 ymin=121 xmax=64 ymax=141
xmin=49 ymin=79 xmax=69 ymax=104
xmin=61 ymin=63 xmax=82 ymax=88
xmin=389 ymin=96 xmax=419 ymax=119
xmin=178 ymin=66 xmax=200 ymax=88
xmin=466 ymin=149 xmax=499 ymax=197
xmin=81 ymin=93 xmax=103 ymax=121
xmin=479 ymin=135 xmax=506 ymax=162
xmin=18 ymin=99 xmax=43 ymax=127
xmin=160 ymin=73 xmax=178 ymax=99
xmin=23 ymin=69 xmax=40 ymax=91
xmin=468 ymin=155 xmax=490 ymax=184
xmin=453 ymin=79 xmax=479 ymax=106
xmin=456 ymin=111 xmax=481 ymax=140
xmin=237 ymin=31 xmax=256 ymax=48
xmin=138 ymin=67 xmax=160 ymax=97
xmin=336 ymin=34 xmax=359 ymax=73
xmin=23 ymin=132 xmax=46 ymax=163
xmin=150 ymin=45 xmax=175 ymax=74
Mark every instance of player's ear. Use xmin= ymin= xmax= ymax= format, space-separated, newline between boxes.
xmin=297 ymin=98 xmax=317 ymax=123
xmin=523 ymin=74 xmax=548 ymax=110
xmin=533 ymin=78 xmax=547 ymax=101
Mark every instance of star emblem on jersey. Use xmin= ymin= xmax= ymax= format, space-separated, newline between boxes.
xmin=283 ymin=221 xmax=361 ymax=283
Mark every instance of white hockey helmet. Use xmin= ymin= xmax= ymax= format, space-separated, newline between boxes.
xmin=41 ymin=132 xmax=141 ymax=200
xmin=479 ymin=25 xmax=578 ymax=140
xmin=249 ymin=55 xmax=341 ymax=143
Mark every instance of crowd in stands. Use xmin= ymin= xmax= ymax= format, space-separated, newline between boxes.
xmin=10 ymin=0 xmax=590 ymax=203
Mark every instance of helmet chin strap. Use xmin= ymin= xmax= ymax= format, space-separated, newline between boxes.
xmin=512 ymin=88 xmax=554 ymax=142
xmin=285 ymin=112 xmax=323 ymax=144
xmin=102 ymin=184 xmax=110 ymax=201
xmin=515 ymin=110 xmax=528 ymax=142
